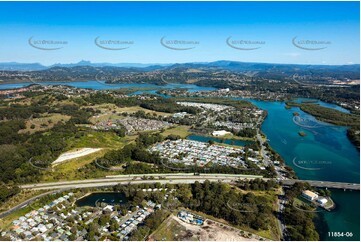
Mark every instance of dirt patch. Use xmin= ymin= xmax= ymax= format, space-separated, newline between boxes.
xmin=52 ymin=148 xmax=103 ymax=165
xmin=151 ymin=214 xmax=266 ymax=241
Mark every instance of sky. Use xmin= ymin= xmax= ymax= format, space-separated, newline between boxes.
xmin=0 ymin=1 xmax=359 ymax=65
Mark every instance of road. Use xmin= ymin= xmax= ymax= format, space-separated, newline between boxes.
xmin=19 ymin=174 xmax=360 ymax=191
xmin=2 ymin=174 xmax=359 ymax=223
xmin=0 ymin=189 xmax=65 ymax=219
xmin=276 ymin=188 xmax=288 ymax=241
xmin=256 ymin=116 xmax=270 ymax=166
xmin=20 ymin=174 xmax=263 ymax=190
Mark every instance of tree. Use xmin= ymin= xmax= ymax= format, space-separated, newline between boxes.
xmin=99 ymin=214 xmax=110 ymax=226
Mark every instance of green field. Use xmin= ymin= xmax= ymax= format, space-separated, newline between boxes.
xmin=160 ymin=125 xmax=191 ymax=138
xmin=88 ymin=104 xmax=173 ymax=123
xmin=66 ymin=131 xmax=136 ymax=150
xmin=19 ymin=113 xmax=71 ymax=134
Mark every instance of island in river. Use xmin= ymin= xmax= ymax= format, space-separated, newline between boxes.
xmin=0 ymin=81 xmax=359 ymax=241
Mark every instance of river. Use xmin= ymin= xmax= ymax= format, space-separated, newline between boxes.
xmin=0 ymin=81 xmax=216 ymax=92
xmin=1 ymin=81 xmax=359 ymax=240
xmin=247 ymin=99 xmax=359 ymax=241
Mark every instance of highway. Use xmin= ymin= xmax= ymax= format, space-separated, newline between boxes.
xmin=2 ymin=174 xmax=359 ymax=223
xmin=19 ymin=173 xmax=360 ymax=191
xmin=20 ymin=174 xmax=263 ymax=190
xmin=0 ymin=189 xmax=65 ymax=219
xmin=276 ymin=188 xmax=289 ymax=241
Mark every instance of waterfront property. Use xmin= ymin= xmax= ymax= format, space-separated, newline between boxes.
xmin=317 ymin=198 xmax=328 ymax=206
xmin=302 ymin=190 xmax=318 ymax=201
xmin=2 ymin=191 xmax=160 ymax=241
xmin=149 ymin=139 xmax=262 ymax=169
xmin=212 ymin=130 xmax=231 ymax=136
xmin=176 ymin=102 xmax=233 ymax=112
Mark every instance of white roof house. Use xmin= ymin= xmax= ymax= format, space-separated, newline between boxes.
xmin=212 ymin=130 xmax=231 ymax=136
xmin=317 ymin=198 xmax=328 ymax=205
xmin=302 ymin=190 xmax=318 ymax=201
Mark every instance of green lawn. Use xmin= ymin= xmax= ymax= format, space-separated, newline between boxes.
xmin=160 ymin=125 xmax=191 ymax=138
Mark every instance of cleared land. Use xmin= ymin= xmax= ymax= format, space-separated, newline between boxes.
xmin=52 ymin=148 xmax=103 ymax=165
xmin=41 ymin=149 xmax=111 ymax=182
xmin=18 ymin=113 xmax=71 ymax=134
xmin=66 ymin=131 xmax=135 ymax=149
xmin=42 ymin=135 xmax=137 ymax=182
xmin=88 ymin=104 xmax=172 ymax=123
xmin=151 ymin=214 xmax=262 ymax=241
xmin=160 ymin=125 xmax=191 ymax=138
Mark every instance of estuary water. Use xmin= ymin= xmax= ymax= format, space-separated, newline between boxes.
xmin=247 ymin=99 xmax=359 ymax=241
xmin=1 ymin=81 xmax=359 ymax=240
xmin=0 ymin=81 xmax=216 ymax=92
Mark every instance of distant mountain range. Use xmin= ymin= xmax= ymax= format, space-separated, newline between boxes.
xmin=0 ymin=60 xmax=359 ymax=72
xmin=0 ymin=60 xmax=359 ymax=84
xmin=0 ymin=62 xmax=48 ymax=71
xmin=0 ymin=60 xmax=172 ymax=71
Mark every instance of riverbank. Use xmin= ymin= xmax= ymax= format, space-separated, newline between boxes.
xmin=286 ymin=102 xmax=360 ymax=149
xmin=0 ymin=82 xmax=358 ymax=240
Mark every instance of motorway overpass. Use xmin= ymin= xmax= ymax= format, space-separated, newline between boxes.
xmin=19 ymin=173 xmax=360 ymax=191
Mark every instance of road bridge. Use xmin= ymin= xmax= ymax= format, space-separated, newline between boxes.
xmin=19 ymin=174 xmax=360 ymax=191
xmin=282 ymin=179 xmax=360 ymax=190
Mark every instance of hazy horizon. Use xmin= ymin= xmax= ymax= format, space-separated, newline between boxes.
xmin=1 ymin=59 xmax=360 ymax=67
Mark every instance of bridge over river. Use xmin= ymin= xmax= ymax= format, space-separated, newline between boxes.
xmin=282 ymin=179 xmax=360 ymax=190
xmin=19 ymin=173 xmax=360 ymax=191
xmin=1 ymin=175 xmax=357 ymax=218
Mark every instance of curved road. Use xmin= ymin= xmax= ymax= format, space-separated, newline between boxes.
xmin=0 ymin=189 xmax=65 ymax=219
xmin=2 ymin=174 xmax=359 ymax=221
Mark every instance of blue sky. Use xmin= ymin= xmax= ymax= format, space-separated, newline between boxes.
xmin=0 ymin=1 xmax=359 ymax=65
